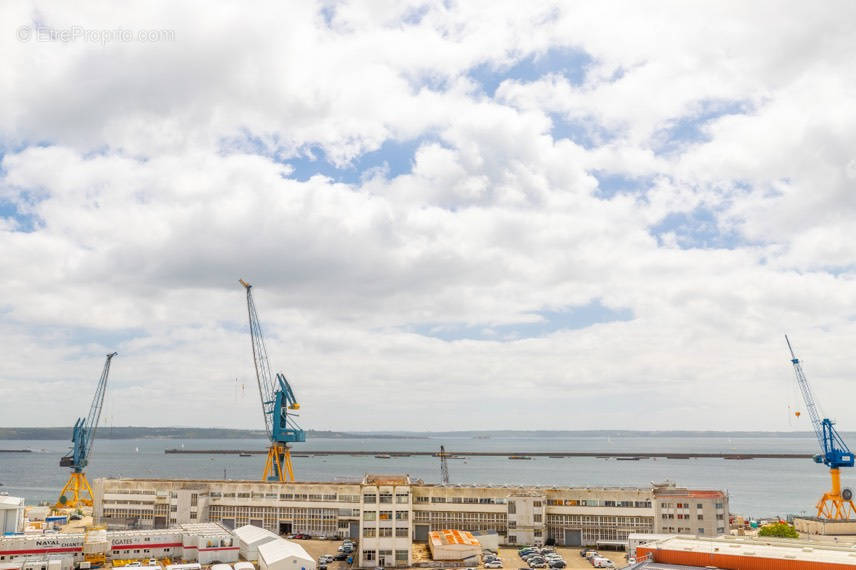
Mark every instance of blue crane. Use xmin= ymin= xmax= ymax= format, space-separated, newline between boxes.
xmin=57 ymin=352 xmax=118 ymax=508
xmin=240 ymin=279 xmax=305 ymax=482
xmin=786 ymin=335 xmax=855 ymax=519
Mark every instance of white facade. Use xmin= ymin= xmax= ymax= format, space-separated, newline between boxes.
xmin=358 ymin=476 xmax=411 ymax=568
xmin=93 ymin=475 xmax=729 ymax=562
xmin=0 ymin=496 xmax=25 ymax=534
xmin=233 ymin=525 xmax=279 ymax=561
xmin=258 ymin=539 xmax=314 ymax=570
xmin=0 ymin=523 xmax=236 ymax=566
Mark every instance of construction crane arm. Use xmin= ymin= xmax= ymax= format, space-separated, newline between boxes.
xmin=82 ymin=352 xmax=117 ymax=462
xmin=786 ymin=335 xmax=853 ymax=468
xmin=241 ymin=279 xmax=275 ymax=438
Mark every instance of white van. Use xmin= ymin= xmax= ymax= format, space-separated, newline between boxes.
xmin=591 ymin=558 xmax=614 ymax=568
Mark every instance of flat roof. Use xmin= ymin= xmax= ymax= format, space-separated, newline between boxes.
xmin=642 ymin=536 xmax=856 ymax=565
xmin=430 ymin=530 xmax=480 ymax=546
xmin=99 ymin=477 xmax=664 ymax=493
xmin=364 ymin=475 xmax=410 ymax=485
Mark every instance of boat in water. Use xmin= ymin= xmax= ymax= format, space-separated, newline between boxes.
xmin=375 ymin=454 xmax=391 ymax=459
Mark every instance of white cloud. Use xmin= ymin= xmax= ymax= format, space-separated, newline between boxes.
xmin=2 ymin=1 xmax=856 ymax=431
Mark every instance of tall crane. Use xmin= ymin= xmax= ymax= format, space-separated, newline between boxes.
xmin=240 ymin=279 xmax=305 ymax=482
xmin=786 ymin=335 xmax=855 ymax=519
xmin=57 ymin=352 xmax=117 ymax=508
xmin=439 ymin=445 xmax=450 ymax=485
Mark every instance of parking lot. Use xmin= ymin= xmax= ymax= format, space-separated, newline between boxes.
xmin=494 ymin=546 xmax=628 ymax=570
xmin=282 ymin=540 xmax=629 ymax=570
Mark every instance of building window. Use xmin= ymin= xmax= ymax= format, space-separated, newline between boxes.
xmin=508 ymin=535 xmax=517 ymax=544
xmin=396 ymin=493 xmax=409 ymax=504
xmin=534 ymin=514 xmax=542 ymax=522
xmin=364 ymin=528 xmax=376 ymax=538
xmin=508 ymin=501 xmax=516 ymax=514
xmin=364 ymin=494 xmax=377 ymax=504
xmin=696 ymin=503 xmax=702 ymax=509
xmin=191 ymin=494 xmax=198 ymax=506
xmin=698 ymin=528 xmax=705 ymax=534
xmin=395 ymin=511 xmax=408 ymax=520
xmin=190 ymin=512 xmax=197 ymax=519
xmin=533 ymin=501 xmax=542 ymax=507
xmin=534 ymin=530 xmax=542 ymax=537
xmin=395 ymin=551 xmax=408 ymax=563
xmin=364 ymin=512 xmax=376 ymax=521
xmin=379 ymin=528 xmax=392 ymax=537
xmin=698 ymin=514 xmax=704 ymax=520
xmin=379 ymin=511 xmax=392 ymax=521
xmin=363 ymin=550 xmax=376 ymax=562
xmin=395 ymin=528 xmax=408 ymax=537
xmin=379 ymin=493 xmax=393 ymax=504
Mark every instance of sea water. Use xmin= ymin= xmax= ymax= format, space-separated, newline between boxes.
xmin=0 ymin=435 xmax=828 ymax=518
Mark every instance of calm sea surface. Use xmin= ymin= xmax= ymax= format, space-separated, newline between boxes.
xmin=0 ymin=435 xmax=834 ymax=518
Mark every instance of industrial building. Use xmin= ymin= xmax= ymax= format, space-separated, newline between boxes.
xmin=93 ymin=475 xmax=728 ymax=567
xmin=0 ymin=523 xmax=237 ymax=567
xmin=427 ymin=529 xmax=481 ymax=561
xmin=0 ymin=496 xmax=25 ymax=535
xmin=257 ymin=539 xmax=314 ymax=570
xmin=635 ymin=534 xmax=856 ymax=568
xmin=233 ymin=525 xmax=280 ymax=561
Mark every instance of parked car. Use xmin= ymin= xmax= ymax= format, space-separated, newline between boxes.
xmin=334 ymin=553 xmax=348 ymax=561
xmin=579 ymin=549 xmax=593 ymax=558
xmin=485 ymin=562 xmax=503 ymax=569
xmin=528 ymin=562 xmax=547 ymax=569
xmin=591 ymin=558 xmax=614 ymax=569
xmin=548 ymin=562 xmax=565 ymax=569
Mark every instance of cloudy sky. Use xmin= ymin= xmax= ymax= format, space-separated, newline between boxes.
xmin=2 ymin=1 xmax=856 ymax=432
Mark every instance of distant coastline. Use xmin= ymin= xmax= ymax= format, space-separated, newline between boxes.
xmin=0 ymin=427 xmax=826 ymax=440
xmin=0 ymin=427 xmax=426 ymax=440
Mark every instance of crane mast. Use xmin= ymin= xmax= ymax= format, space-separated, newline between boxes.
xmin=786 ymin=336 xmax=855 ymax=519
xmin=57 ymin=352 xmax=117 ymax=508
xmin=439 ymin=445 xmax=450 ymax=485
xmin=240 ymin=279 xmax=305 ymax=482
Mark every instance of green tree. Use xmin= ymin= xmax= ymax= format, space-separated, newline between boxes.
xmin=758 ymin=522 xmax=799 ymax=538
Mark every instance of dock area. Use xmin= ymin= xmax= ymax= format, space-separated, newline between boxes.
xmin=163 ymin=449 xmax=812 ymax=459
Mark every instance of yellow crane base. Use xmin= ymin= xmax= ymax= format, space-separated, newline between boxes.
xmin=262 ymin=444 xmax=296 ymax=482
xmin=817 ymin=468 xmax=856 ymax=519
xmin=56 ymin=471 xmax=94 ymax=509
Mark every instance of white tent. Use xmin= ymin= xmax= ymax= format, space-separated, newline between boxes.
xmin=233 ymin=525 xmax=280 ymax=561
xmin=258 ymin=539 xmax=315 ymax=570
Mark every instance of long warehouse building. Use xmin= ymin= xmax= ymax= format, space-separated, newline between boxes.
xmin=94 ymin=475 xmax=727 ymax=567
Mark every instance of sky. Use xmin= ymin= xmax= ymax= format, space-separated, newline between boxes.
xmin=2 ymin=1 xmax=856 ymax=432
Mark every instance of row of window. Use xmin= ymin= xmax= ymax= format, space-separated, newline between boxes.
xmin=414 ymin=496 xmax=509 ymax=504
xmin=547 ymin=499 xmax=652 ymax=508
xmin=363 ymin=527 xmax=409 ymax=537
xmin=363 ymin=511 xmax=408 ymax=521
xmin=363 ymin=493 xmax=410 ymax=504
xmin=208 ymin=492 xmax=356 ymax=502
xmin=362 ymin=549 xmax=409 ymax=565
